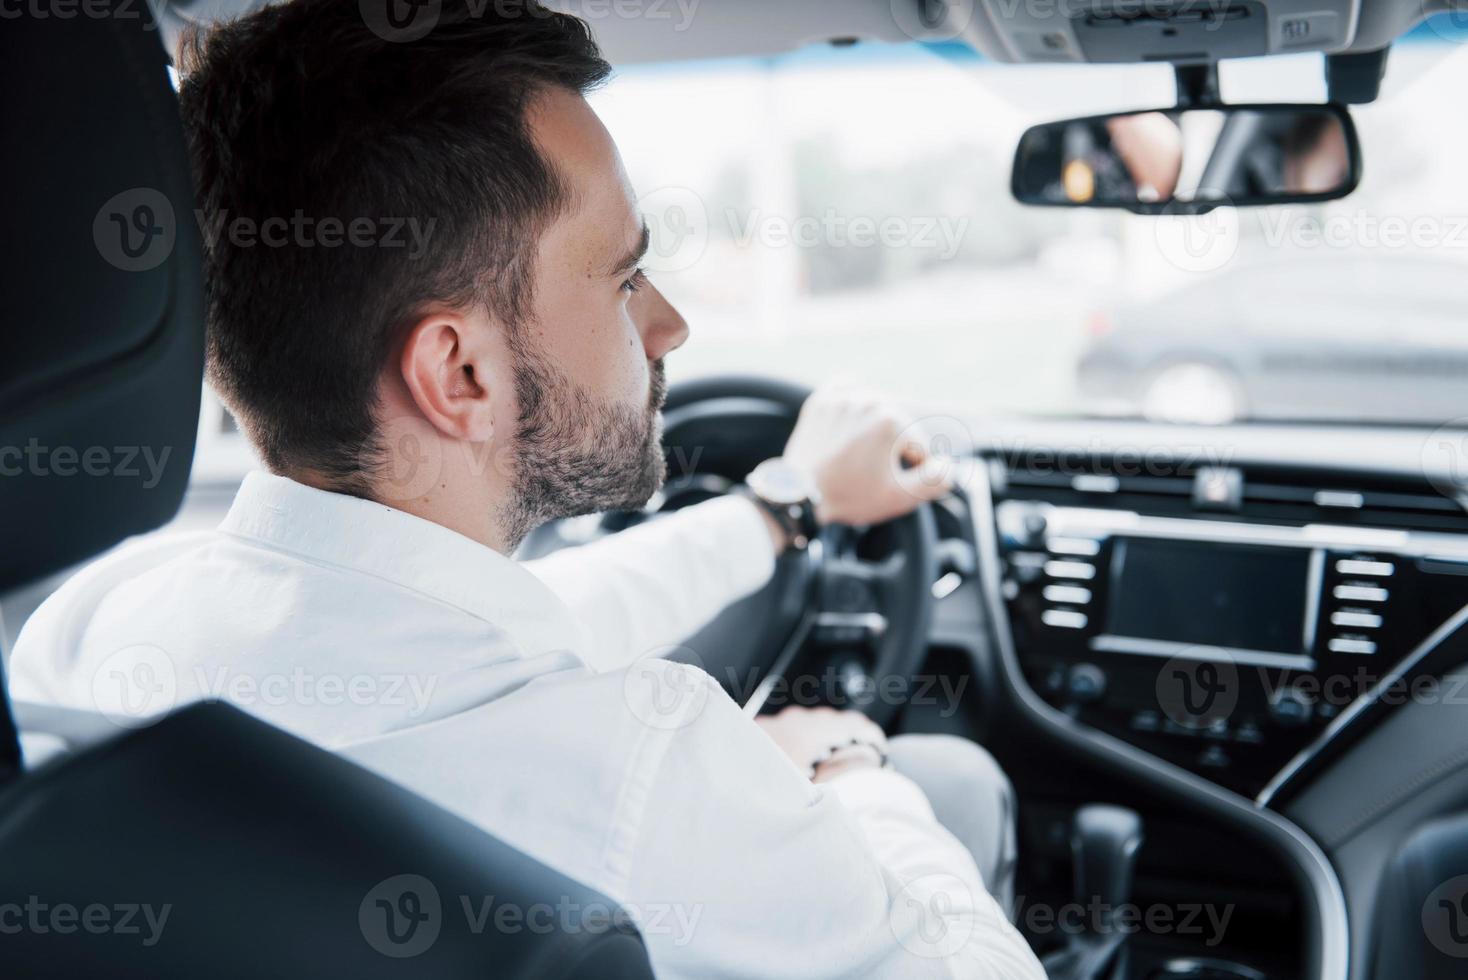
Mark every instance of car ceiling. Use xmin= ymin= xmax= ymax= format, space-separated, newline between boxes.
xmin=149 ymin=0 xmax=1443 ymax=67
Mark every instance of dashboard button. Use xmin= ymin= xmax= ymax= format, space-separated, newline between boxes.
xmin=1335 ymin=558 xmax=1395 ymax=577
xmin=1042 ymin=609 xmax=1089 ymax=630
xmin=1043 ymin=584 xmax=1093 ymax=605
xmin=1328 ymin=637 xmax=1377 ymax=655
xmin=1331 ymin=611 xmax=1383 ymax=629
xmin=1333 ymin=584 xmax=1389 ymax=602
xmin=1048 ymin=537 xmax=1100 ymax=557
xmin=1045 ymin=560 xmax=1096 ymax=580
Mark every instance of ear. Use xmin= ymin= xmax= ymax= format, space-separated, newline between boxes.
xmin=398 ymin=310 xmax=495 ymax=443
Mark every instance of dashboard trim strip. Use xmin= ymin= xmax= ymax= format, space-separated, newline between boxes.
xmin=963 ymin=459 xmax=1350 ymax=980
xmin=1303 ymin=547 xmax=1325 ymax=656
xmin=1035 ymin=505 xmax=1468 ymax=559
xmin=1090 ymin=634 xmax=1316 ymax=671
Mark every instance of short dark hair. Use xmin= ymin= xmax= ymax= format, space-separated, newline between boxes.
xmin=178 ymin=0 xmax=610 ymax=495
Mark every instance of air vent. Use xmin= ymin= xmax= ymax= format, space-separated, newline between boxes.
xmin=994 ymin=454 xmax=1199 ymax=516
xmin=1242 ymin=472 xmax=1468 ymax=534
xmin=993 ymin=456 xmax=1468 ymax=534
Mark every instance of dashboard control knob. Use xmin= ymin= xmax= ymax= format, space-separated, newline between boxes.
xmin=997 ymin=503 xmax=1048 ymax=550
xmin=1198 ymin=745 xmax=1231 ymax=769
xmin=1268 ymin=687 xmax=1313 ymax=727
xmin=1067 ymin=663 xmax=1107 ymax=704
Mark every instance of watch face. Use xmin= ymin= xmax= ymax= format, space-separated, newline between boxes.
xmin=749 ymin=459 xmax=811 ymax=507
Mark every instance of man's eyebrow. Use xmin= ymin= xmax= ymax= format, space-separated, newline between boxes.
xmin=605 ymin=223 xmax=650 ymax=277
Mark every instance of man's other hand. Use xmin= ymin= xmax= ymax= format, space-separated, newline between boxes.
xmin=783 ymin=385 xmax=953 ymax=526
xmin=755 ymin=705 xmax=888 ymax=783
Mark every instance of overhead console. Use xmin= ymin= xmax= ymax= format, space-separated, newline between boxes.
xmin=972 ymin=0 xmax=1361 ymax=64
xmin=987 ymin=453 xmax=1468 ymax=798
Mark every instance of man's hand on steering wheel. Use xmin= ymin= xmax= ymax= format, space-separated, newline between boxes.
xmin=783 ymin=385 xmax=954 ymax=527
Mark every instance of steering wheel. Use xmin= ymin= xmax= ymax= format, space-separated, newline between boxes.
xmin=520 ymin=374 xmax=939 ymax=728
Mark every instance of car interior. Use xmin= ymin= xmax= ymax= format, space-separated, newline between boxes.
xmin=5 ymin=1 xmax=1468 ymax=979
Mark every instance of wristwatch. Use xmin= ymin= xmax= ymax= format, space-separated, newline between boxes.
xmin=741 ymin=457 xmax=821 ymax=551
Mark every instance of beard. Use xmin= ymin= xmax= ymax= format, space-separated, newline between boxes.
xmin=498 ymin=341 xmax=668 ymax=550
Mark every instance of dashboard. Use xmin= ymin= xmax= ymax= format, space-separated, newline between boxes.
xmin=986 ymin=451 xmax=1468 ymax=800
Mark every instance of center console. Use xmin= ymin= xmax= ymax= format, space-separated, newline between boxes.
xmin=991 ymin=457 xmax=1468 ymax=798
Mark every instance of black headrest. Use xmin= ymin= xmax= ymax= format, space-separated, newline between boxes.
xmin=0 ymin=2 xmax=205 ymax=592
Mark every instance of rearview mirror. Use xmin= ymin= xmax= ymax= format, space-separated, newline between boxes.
xmin=1011 ymin=104 xmax=1360 ymax=214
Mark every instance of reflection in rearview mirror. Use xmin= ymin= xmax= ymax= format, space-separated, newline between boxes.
xmin=1012 ymin=105 xmax=1360 ymax=213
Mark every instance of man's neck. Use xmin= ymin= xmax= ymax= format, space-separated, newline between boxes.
xmin=285 ymin=465 xmax=515 ymax=555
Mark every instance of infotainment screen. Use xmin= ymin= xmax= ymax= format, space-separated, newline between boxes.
xmin=1106 ymin=538 xmax=1314 ymax=656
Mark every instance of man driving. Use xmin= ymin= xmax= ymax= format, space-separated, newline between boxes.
xmin=10 ymin=2 xmax=1043 ymax=976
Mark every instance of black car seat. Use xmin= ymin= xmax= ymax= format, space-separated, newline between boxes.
xmin=0 ymin=6 xmax=655 ymax=977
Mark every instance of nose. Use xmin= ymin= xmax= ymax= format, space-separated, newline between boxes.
xmin=637 ymin=281 xmax=689 ymax=362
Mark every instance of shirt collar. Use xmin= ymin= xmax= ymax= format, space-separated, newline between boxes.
xmin=219 ymin=471 xmax=584 ymax=657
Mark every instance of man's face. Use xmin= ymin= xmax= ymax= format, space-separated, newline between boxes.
xmin=499 ymin=89 xmax=690 ymax=544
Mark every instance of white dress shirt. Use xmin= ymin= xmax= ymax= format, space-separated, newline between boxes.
xmin=10 ymin=471 xmax=1044 ymax=979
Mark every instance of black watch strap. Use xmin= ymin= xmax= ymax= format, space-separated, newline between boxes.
xmin=736 ymin=485 xmax=818 ymax=551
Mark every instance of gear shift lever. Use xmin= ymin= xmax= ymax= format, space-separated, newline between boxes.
xmin=1075 ymin=805 xmax=1145 ymax=930
xmin=1042 ymin=805 xmax=1145 ymax=980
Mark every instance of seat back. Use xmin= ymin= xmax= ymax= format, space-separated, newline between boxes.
xmin=0 ymin=5 xmax=654 ymax=977
xmin=0 ymin=3 xmax=204 ymax=592
xmin=0 ymin=701 xmax=653 ymax=979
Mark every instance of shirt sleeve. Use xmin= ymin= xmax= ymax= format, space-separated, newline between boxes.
xmin=524 ymin=495 xmax=778 ymax=673
xmin=622 ymin=671 xmax=1047 ymax=980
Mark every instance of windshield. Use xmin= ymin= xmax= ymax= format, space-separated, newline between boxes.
xmin=588 ymin=21 xmax=1468 ymax=427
